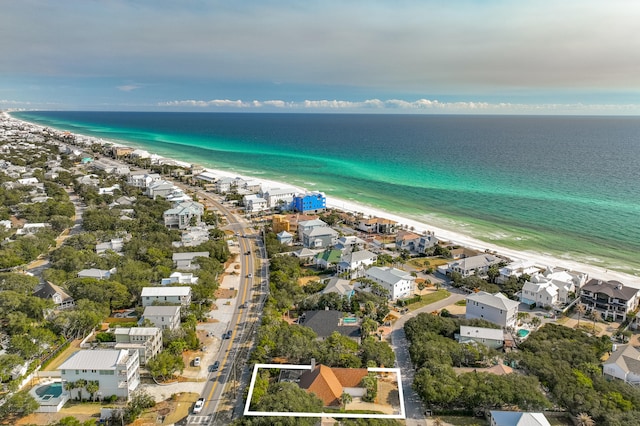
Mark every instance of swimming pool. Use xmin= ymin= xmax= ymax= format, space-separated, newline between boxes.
xmin=343 ymin=317 xmax=357 ymax=324
xmin=35 ymin=382 xmax=63 ymax=399
xmin=517 ymin=329 xmax=530 ymax=338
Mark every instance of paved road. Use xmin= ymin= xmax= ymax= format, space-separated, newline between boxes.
xmin=390 ymin=289 xmax=466 ymax=426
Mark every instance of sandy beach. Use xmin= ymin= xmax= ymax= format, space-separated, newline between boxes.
xmin=7 ymin=111 xmax=640 ymax=289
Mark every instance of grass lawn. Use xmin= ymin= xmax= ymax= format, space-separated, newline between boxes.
xmin=408 ymin=257 xmax=450 ymax=269
xmin=408 ymin=289 xmax=450 ymax=311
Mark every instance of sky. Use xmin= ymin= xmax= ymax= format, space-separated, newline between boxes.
xmin=1 ymin=0 xmax=639 ymax=114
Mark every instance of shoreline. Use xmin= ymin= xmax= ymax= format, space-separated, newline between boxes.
xmin=5 ymin=111 xmax=640 ymax=289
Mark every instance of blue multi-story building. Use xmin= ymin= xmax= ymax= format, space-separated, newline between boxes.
xmin=293 ymin=191 xmax=327 ymax=213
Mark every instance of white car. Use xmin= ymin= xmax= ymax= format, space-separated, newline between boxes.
xmin=193 ymin=397 xmax=205 ymax=413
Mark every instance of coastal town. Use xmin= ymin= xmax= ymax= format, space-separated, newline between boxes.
xmin=2 ymin=112 xmax=640 ymax=426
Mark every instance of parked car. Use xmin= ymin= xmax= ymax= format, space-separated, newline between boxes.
xmin=211 ymin=361 xmax=220 ymax=372
xmin=247 ymin=273 xmax=253 ymax=278
xmin=193 ymin=397 xmax=205 ymax=413
xmin=193 ymin=357 xmax=201 ymax=367
xmin=224 ymin=330 xmax=232 ymax=339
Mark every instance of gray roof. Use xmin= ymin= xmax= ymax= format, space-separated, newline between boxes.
xmin=467 ymin=291 xmax=520 ymax=311
xmin=59 ymin=349 xmax=130 ymax=370
xmin=141 ymin=286 xmax=191 ymax=297
xmin=142 ymin=305 xmax=181 ymax=316
xmin=490 ymin=411 xmax=551 ymax=426
xmin=582 ymin=279 xmax=639 ymax=301
xmin=172 ymin=251 xmax=209 ymax=261
xmin=34 ymin=281 xmax=73 ymax=303
xmin=451 ymin=254 xmax=500 ymax=270
xmin=459 ymin=326 xmax=504 ymax=341
xmin=604 ymin=344 xmax=640 ymax=375
xmin=301 ymin=310 xmax=360 ymax=340
xmin=322 ymin=278 xmax=353 ymax=296
xmin=341 ymin=250 xmax=376 ymax=264
xmin=365 ymin=266 xmax=411 ymax=285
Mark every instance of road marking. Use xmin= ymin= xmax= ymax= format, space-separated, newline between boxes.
xmin=186 ymin=414 xmax=211 ymax=424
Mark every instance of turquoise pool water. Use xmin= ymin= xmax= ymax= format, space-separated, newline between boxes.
xmin=517 ymin=329 xmax=530 ymax=338
xmin=343 ymin=317 xmax=357 ymax=324
xmin=35 ymin=382 xmax=63 ymax=399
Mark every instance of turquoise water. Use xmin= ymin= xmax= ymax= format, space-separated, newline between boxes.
xmin=517 ymin=329 xmax=530 ymax=338
xmin=11 ymin=111 xmax=640 ymax=275
xmin=35 ymin=382 xmax=63 ymax=398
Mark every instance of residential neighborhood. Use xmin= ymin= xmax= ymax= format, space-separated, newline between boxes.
xmin=1 ymin=112 xmax=639 ymax=426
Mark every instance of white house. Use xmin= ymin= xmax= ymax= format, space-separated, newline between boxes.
xmin=276 ymin=230 xmax=294 ymax=245
xmin=243 ymin=194 xmax=269 ymax=214
xmin=263 ymin=187 xmax=296 ymax=209
xmin=602 ymin=344 xmax=640 ymax=386
xmin=33 ymin=281 xmax=75 ymax=310
xmin=114 ymin=327 xmax=163 ymax=365
xmin=336 ymin=250 xmax=377 ymax=279
xmin=59 ymin=349 xmax=140 ymax=400
xmin=520 ymin=280 xmax=559 ymax=307
xmin=141 ymin=305 xmax=181 ymax=331
xmin=466 ymin=291 xmax=519 ymax=328
xmin=77 ymin=268 xmax=115 ymax=280
xmin=173 ymin=251 xmax=209 ymax=269
xmin=146 ymin=180 xmax=177 ymax=200
xmin=141 ymin=286 xmax=192 ymax=307
xmin=127 ymin=173 xmax=161 ymax=189
xmin=364 ymin=266 xmax=415 ymax=300
xmin=334 ymin=236 xmax=366 ymax=252
xmin=497 ymin=260 xmax=541 ymax=284
xmin=161 ymin=272 xmax=199 ymax=286
xmin=214 ymin=177 xmax=235 ymax=193
xmin=96 ymin=238 xmax=126 ymax=255
xmin=163 ymin=200 xmax=204 ymax=229
xmin=16 ymin=222 xmax=51 ymax=235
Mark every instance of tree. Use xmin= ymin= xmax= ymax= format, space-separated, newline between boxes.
xmin=590 ymin=310 xmax=601 ymax=332
xmin=86 ymin=380 xmax=100 ymax=401
xmin=0 ymin=390 xmax=39 ymax=422
xmin=341 ymin=391 xmax=353 ymax=410
xmin=576 ymin=303 xmax=586 ymax=327
xmin=360 ymin=317 xmax=379 ymax=339
xmin=360 ymin=373 xmax=378 ymax=402
xmin=124 ymin=389 xmax=156 ymax=424
xmin=575 ymin=412 xmax=595 ymax=426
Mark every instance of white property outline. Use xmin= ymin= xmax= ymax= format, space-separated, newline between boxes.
xmin=243 ymin=363 xmax=406 ymax=419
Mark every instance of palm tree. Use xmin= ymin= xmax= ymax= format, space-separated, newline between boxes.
xmin=591 ymin=310 xmax=602 ymax=332
xmin=75 ymin=379 xmax=87 ymax=401
xmin=86 ymin=380 xmax=100 ymax=401
xmin=576 ymin=303 xmax=586 ymax=327
xmin=340 ymin=392 xmax=352 ymax=410
xmin=575 ymin=412 xmax=595 ymax=426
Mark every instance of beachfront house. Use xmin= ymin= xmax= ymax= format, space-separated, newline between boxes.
xmin=579 ymin=279 xmax=640 ymax=322
xmin=140 ymin=305 xmax=181 ymax=331
xmin=215 ymin=177 xmax=235 ymax=193
xmin=466 ymin=291 xmax=519 ymax=328
xmin=496 ymin=260 xmax=541 ymax=284
xmin=457 ymin=325 xmax=505 ymax=349
xmin=163 ymin=200 xmax=204 ymax=229
xmin=173 ymin=251 xmax=209 ymax=269
xmin=264 ymin=187 xmax=297 ymax=210
xmin=446 ymin=254 xmax=502 ymax=278
xmin=520 ymin=280 xmax=558 ymax=308
xmin=395 ymin=230 xmax=422 ymax=252
xmin=114 ymin=327 xmax=163 ymax=365
xmin=356 ymin=217 xmax=398 ymax=234
xmin=59 ymin=349 xmax=140 ymax=400
xmin=363 ymin=266 xmax=415 ymax=300
xmin=602 ymin=344 xmax=640 ymax=386
xmin=292 ymin=191 xmax=327 ymax=214
xmin=336 ymin=249 xmax=378 ymax=279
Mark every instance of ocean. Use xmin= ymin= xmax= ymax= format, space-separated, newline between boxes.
xmin=11 ymin=111 xmax=640 ymax=275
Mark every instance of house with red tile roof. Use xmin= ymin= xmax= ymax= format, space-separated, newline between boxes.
xmin=299 ymin=363 xmax=368 ymax=407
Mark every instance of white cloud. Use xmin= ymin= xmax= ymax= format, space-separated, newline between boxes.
xmin=157 ymin=98 xmax=640 ymax=115
xmin=117 ymin=84 xmax=142 ymax=92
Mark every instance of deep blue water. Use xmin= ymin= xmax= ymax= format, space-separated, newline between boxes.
xmin=12 ymin=111 xmax=640 ymax=274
